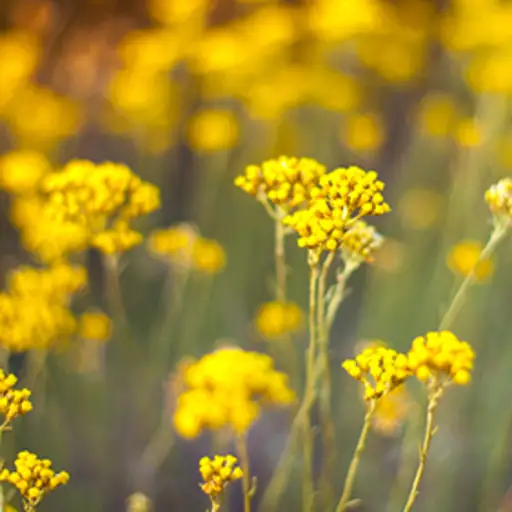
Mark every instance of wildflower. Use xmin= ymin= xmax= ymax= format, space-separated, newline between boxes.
xmin=447 ymin=240 xmax=494 ymax=281
xmin=79 ymin=310 xmax=112 ymax=342
xmin=255 ymin=301 xmax=304 ymax=340
xmin=0 ymin=150 xmax=50 ymax=194
xmin=486 ymin=178 xmax=512 ymax=222
xmin=342 ymin=113 xmax=384 ymax=152
xmin=407 ymin=331 xmax=475 ymax=386
xmin=192 ymin=238 xmax=226 ymax=274
xmin=372 ymin=385 xmax=412 ymax=436
xmin=199 ymin=454 xmax=243 ymax=499
xmin=340 ymin=220 xmax=384 ymax=264
xmin=41 ymin=160 xmax=160 ymax=255
xmin=284 ymin=166 xmax=390 ymax=254
xmin=342 ymin=346 xmax=411 ymax=400
xmin=173 ymin=348 xmax=295 ymax=438
xmin=454 ymin=118 xmax=482 ymax=147
xmin=187 ymin=109 xmax=239 ymax=152
xmin=234 ymin=156 xmax=326 ymax=211
xmin=0 ymin=451 xmax=69 ymax=509
xmin=0 ymin=370 xmax=33 ymax=424
xmin=148 ymin=224 xmax=197 ymax=267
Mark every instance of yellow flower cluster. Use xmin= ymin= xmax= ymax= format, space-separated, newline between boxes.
xmin=407 ymin=331 xmax=475 ymax=386
xmin=0 ymin=370 xmax=32 ymax=424
xmin=0 ymin=451 xmax=69 ymax=508
xmin=340 ymin=220 xmax=384 ymax=263
xmin=148 ymin=225 xmax=226 ymax=274
xmin=79 ymin=310 xmax=112 ymax=342
xmin=199 ymin=454 xmax=243 ymax=499
xmin=284 ymin=167 xmax=390 ymax=254
xmin=234 ymin=156 xmax=326 ymax=211
xmin=41 ymin=160 xmax=161 ymax=255
xmin=342 ymin=346 xmax=411 ymax=400
xmin=174 ymin=348 xmax=295 ymax=438
xmin=485 ymin=178 xmax=512 ymax=221
xmin=255 ymin=301 xmax=304 ymax=340
xmin=0 ymin=264 xmax=85 ymax=352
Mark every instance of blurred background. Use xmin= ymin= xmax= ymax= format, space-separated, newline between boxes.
xmin=0 ymin=0 xmax=512 ymax=511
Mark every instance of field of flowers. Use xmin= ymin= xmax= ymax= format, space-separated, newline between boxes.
xmin=0 ymin=1 xmax=512 ymax=511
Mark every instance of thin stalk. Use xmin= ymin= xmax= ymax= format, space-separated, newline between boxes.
xmin=275 ymin=214 xmax=287 ymax=303
xmin=335 ymin=399 xmax=376 ymax=512
xmin=317 ymin=252 xmax=336 ymax=509
xmin=302 ymin=261 xmax=320 ymax=512
xmin=237 ymin=434 xmax=252 ymax=512
xmin=440 ymin=224 xmax=508 ymax=330
xmin=259 ymin=260 xmax=320 ymax=512
xmin=402 ymin=385 xmax=444 ymax=512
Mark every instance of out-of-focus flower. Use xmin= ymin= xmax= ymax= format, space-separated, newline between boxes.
xmin=0 ymin=150 xmax=50 ymax=194
xmin=454 ymin=117 xmax=482 ymax=147
xmin=447 ymin=240 xmax=494 ymax=281
xmin=148 ymin=0 xmax=209 ymax=25
xmin=372 ymin=238 xmax=407 ymax=273
xmin=398 ymin=188 xmax=442 ymax=230
xmin=79 ymin=310 xmax=112 ymax=342
xmin=418 ymin=93 xmax=459 ymax=138
xmin=255 ymin=301 xmax=304 ymax=340
xmin=372 ymin=385 xmax=412 ymax=436
xmin=342 ymin=113 xmax=384 ymax=152
xmin=187 ymin=109 xmax=239 ymax=152
xmin=407 ymin=331 xmax=475 ymax=386
xmin=340 ymin=220 xmax=384 ymax=264
xmin=192 ymin=238 xmax=227 ymax=274
xmin=126 ymin=492 xmax=152 ymax=512
xmin=173 ymin=347 xmax=294 ymax=438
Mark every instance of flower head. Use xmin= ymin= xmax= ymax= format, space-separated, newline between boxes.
xmin=340 ymin=220 xmax=384 ymax=264
xmin=199 ymin=454 xmax=243 ymax=499
xmin=407 ymin=331 xmax=475 ymax=386
xmin=0 ymin=451 xmax=69 ymax=509
xmin=342 ymin=346 xmax=411 ymax=400
xmin=0 ymin=370 xmax=33 ymax=424
xmin=234 ymin=156 xmax=326 ymax=211
xmin=174 ymin=348 xmax=295 ymax=438
xmin=79 ymin=310 xmax=112 ymax=342
xmin=486 ymin=178 xmax=512 ymax=223
xmin=284 ymin=166 xmax=390 ymax=255
xmin=255 ymin=301 xmax=304 ymax=340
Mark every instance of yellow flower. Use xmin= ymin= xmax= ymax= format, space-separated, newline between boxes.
xmin=126 ymin=492 xmax=152 ymax=512
xmin=342 ymin=113 xmax=384 ymax=152
xmin=0 ymin=370 xmax=33 ymax=424
xmin=447 ymin=240 xmax=494 ymax=281
xmin=284 ymin=166 xmax=390 ymax=254
xmin=192 ymin=238 xmax=227 ymax=274
xmin=372 ymin=385 xmax=412 ymax=437
xmin=255 ymin=301 xmax=304 ymax=340
xmin=235 ymin=156 xmax=326 ymax=211
xmin=199 ymin=454 xmax=243 ymax=499
xmin=0 ymin=150 xmax=50 ymax=194
xmin=187 ymin=109 xmax=239 ymax=152
xmin=148 ymin=224 xmax=198 ymax=267
xmin=407 ymin=331 xmax=475 ymax=386
xmin=79 ymin=310 xmax=112 ymax=342
xmin=454 ymin=117 xmax=482 ymax=147
xmin=342 ymin=346 xmax=411 ymax=400
xmin=418 ymin=93 xmax=458 ymax=138
xmin=0 ymin=451 xmax=69 ymax=508
xmin=174 ymin=348 xmax=295 ymax=438
xmin=148 ymin=0 xmax=209 ymax=25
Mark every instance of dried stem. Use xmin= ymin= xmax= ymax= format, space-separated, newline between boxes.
xmin=237 ymin=434 xmax=252 ymax=512
xmin=335 ymin=399 xmax=376 ymax=512
xmin=402 ymin=385 xmax=445 ymax=512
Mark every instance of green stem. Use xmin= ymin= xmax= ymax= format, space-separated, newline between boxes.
xmin=440 ymin=224 xmax=508 ymax=330
xmin=275 ymin=214 xmax=287 ymax=303
xmin=335 ymin=400 xmax=376 ymax=512
xmin=402 ymin=385 xmax=444 ymax=512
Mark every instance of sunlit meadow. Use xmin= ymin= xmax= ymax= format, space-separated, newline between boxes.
xmin=0 ymin=1 xmax=512 ymax=511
